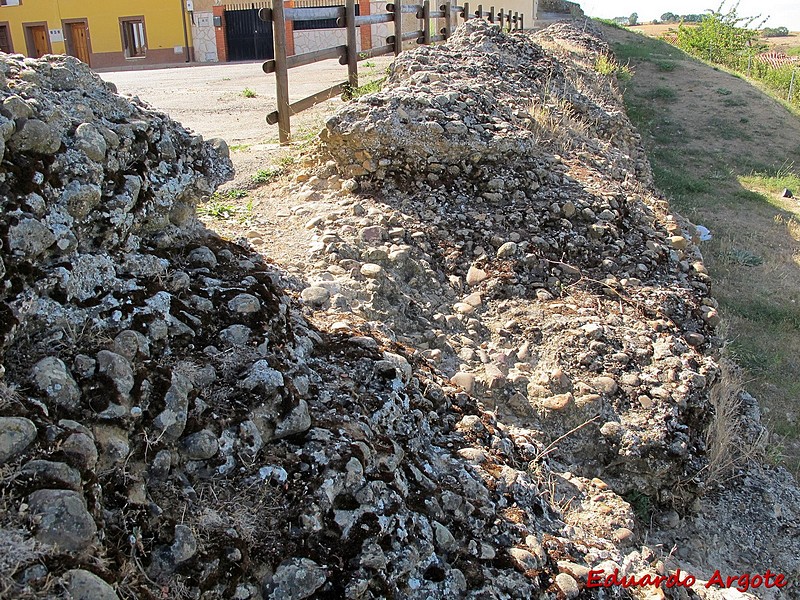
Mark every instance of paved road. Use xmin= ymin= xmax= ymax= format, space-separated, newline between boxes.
xmin=101 ymin=58 xmax=392 ymax=146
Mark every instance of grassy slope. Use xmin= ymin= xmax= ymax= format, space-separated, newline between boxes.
xmin=598 ymin=23 xmax=800 ymax=475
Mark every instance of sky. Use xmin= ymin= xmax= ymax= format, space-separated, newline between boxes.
xmin=580 ymin=0 xmax=800 ymax=31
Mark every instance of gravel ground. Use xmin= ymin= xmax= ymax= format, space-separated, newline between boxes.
xmin=100 ymin=58 xmax=394 ymax=147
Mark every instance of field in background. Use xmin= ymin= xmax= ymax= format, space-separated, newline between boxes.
xmin=599 ymin=23 xmax=800 ymax=476
xmin=630 ymin=22 xmax=800 ymax=52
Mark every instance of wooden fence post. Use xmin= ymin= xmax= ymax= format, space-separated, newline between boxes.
xmin=476 ymin=3 xmax=482 ymax=18
xmin=443 ymin=2 xmax=452 ymax=38
xmin=463 ymin=1 xmax=470 ymax=21
xmin=497 ymin=7 xmax=503 ymax=29
xmin=393 ymin=0 xmax=402 ymax=54
xmin=271 ymin=0 xmax=291 ymax=145
xmin=519 ymin=12 xmax=523 ymax=29
xmin=346 ymin=0 xmax=358 ymax=89
xmin=489 ymin=5 xmax=495 ymax=22
xmin=423 ymin=0 xmax=431 ymax=44
xmin=789 ymin=68 xmax=797 ymax=102
xmin=513 ymin=11 xmax=518 ymax=29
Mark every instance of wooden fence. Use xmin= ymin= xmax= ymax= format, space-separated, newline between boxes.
xmin=259 ymin=0 xmax=525 ymax=143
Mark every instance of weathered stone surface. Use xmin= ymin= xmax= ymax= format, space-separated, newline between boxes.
xmin=32 ymin=357 xmax=81 ymax=410
xmin=300 ymin=286 xmax=330 ymax=306
xmin=265 ymin=558 xmax=327 ymax=600
xmin=0 ymin=417 xmax=37 ymax=463
xmin=62 ymin=569 xmax=119 ymax=600
xmin=181 ymin=429 xmax=219 ymax=460
xmin=0 ymin=24 xmax=794 ymax=600
xmin=8 ymin=118 xmax=61 ymax=154
xmin=28 ymin=489 xmax=97 ymax=552
xmin=20 ymin=459 xmax=82 ymax=490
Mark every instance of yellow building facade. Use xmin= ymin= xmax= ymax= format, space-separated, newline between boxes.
xmin=0 ymin=0 xmax=193 ymax=69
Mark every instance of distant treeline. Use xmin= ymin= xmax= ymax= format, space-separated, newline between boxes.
xmin=658 ymin=12 xmax=704 ymax=23
xmin=761 ymin=26 xmax=789 ymax=37
xmin=609 ymin=12 xmax=791 ymax=37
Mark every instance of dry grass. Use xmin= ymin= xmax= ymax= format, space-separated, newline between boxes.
xmin=529 ymin=97 xmax=590 ymax=153
xmin=702 ymin=360 xmax=766 ymax=486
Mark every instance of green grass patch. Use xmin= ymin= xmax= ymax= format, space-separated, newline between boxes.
xmin=229 ymin=144 xmax=251 ymax=152
xmin=787 ymin=46 xmax=800 ymax=57
xmin=727 ymin=298 xmax=800 ymax=329
xmin=644 ymin=86 xmax=677 ymax=101
xmin=726 ymin=248 xmax=764 ymax=266
xmin=197 ymin=199 xmax=238 ymax=219
xmin=215 ymin=188 xmax=248 ymax=200
xmin=651 ymin=164 xmax=711 ymax=198
xmin=732 ymin=188 xmax=767 ymax=203
xmin=613 ymin=41 xmax=655 ymax=61
xmin=739 ymin=164 xmax=800 ymax=195
xmin=721 ymin=96 xmax=747 ymax=107
xmin=612 ymin=38 xmax=685 ymax=63
xmin=198 ymin=190 xmax=253 ymax=222
xmin=623 ymin=490 xmax=653 ymax=521
xmin=595 ymin=54 xmax=633 ymax=82
xmin=593 ymin=17 xmax=625 ymax=29
xmin=344 ymin=77 xmax=387 ymax=100
xmin=251 ymin=160 xmax=296 ymax=186
xmin=655 ymin=60 xmax=677 ymax=71
xmin=242 ymin=88 xmax=257 ymax=98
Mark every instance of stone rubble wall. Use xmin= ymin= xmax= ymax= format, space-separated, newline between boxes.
xmin=0 ymin=20 xmax=796 ymax=600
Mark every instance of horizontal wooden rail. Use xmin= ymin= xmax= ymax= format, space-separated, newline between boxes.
xmin=266 ymin=82 xmax=348 ymax=125
xmin=386 ymin=3 xmax=420 ymax=13
xmin=354 ymin=13 xmax=395 ymax=25
xmin=353 ymin=44 xmax=395 ymax=60
xmin=417 ymin=9 xmax=445 ymax=17
xmin=285 ymin=6 xmax=345 ymax=20
xmin=387 ymin=30 xmax=424 ymax=44
xmin=263 ymin=45 xmax=347 ymax=73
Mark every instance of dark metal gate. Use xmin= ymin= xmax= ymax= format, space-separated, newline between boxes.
xmin=225 ymin=5 xmax=274 ymax=61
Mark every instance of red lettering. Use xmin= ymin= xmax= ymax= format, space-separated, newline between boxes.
xmin=587 ymin=570 xmax=604 ymax=588
xmin=666 ymin=569 xmax=685 ymax=588
xmin=606 ymin=568 xmax=623 ymax=587
xmin=774 ymin=574 xmax=787 ymax=588
xmin=684 ymin=575 xmax=696 ymax=587
xmin=750 ymin=575 xmax=763 ymax=588
xmin=653 ymin=575 xmax=668 ymax=587
xmin=736 ymin=573 xmax=751 ymax=593
xmin=726 ymin=576 xmax=737 ymax=588
xmin=706 ymin=570 xmax=725 ymax=588
xmin=637 ymin=574 xmax=655 ymax=586
xmin=764 ymin=570 xmax=776 ymax=588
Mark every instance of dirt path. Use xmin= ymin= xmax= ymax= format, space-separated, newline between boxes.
xmin=602 ymin=23 xmax=800 ymax=473
xmin=102 ymin=58 xmax=393 ymax=146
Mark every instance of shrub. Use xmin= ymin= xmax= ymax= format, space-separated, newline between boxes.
xmin=761 ymin=26 xmax=789 ymax=37
xmin=676 ymin=1 xmax=766 ymax=68
xmin=594 ymin=54 xmax=633 ymax=82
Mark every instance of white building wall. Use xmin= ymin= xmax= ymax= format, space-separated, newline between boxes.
xmin=293 ymin=28 xmax=362 ymax=55
xmin=192 ymin=11 xmax=219 ymax=62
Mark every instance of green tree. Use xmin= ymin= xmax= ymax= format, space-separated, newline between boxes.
xmin=762 ymin=26 xmax=789 ymax=37
xmin=676 ymin=1 xmax=766 ymax=67
xmin=661 ymin=12 xmax=678 ymax=22
xmin=629 ymin=12 xmax=639 ymax=25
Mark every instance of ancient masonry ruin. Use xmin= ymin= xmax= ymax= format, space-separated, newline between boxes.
xmin=0 ymin=19 xmax=798 ymax=600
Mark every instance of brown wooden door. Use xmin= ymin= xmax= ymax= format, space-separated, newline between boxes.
xmin=28 ymin=26 xmax=49 ymax=58
xmin=0 ymin=25 xmax=13 ymax=54
xmin=68 ymin=22 xmax=90 ymax=65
